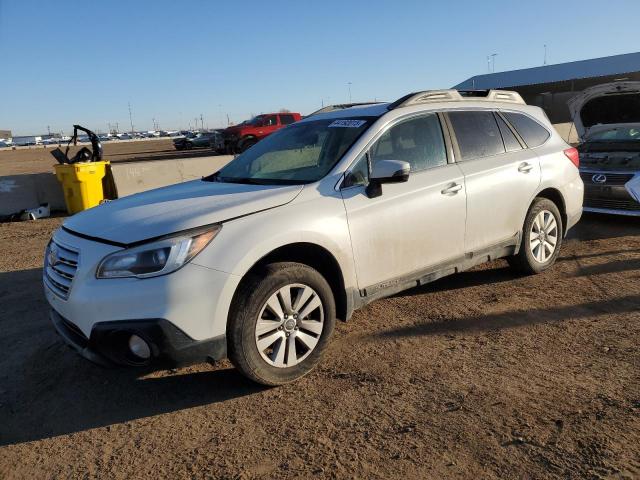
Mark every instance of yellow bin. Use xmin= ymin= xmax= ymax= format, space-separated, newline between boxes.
xmin=54 ymin=161 xmax=109 ymax=214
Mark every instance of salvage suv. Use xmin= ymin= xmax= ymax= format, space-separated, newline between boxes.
xmin=45 ymin=89 xmax=583 ymax=385
xmin=223 ymin=112 xmax=301 ymax=153
xmin=569 ymin=81 xmax=640 ymax=215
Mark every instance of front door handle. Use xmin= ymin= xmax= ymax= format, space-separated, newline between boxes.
xmin=441 ymin=183 xmax=463 ymax=195
xmin=518 ymin=162 xmax=533 ymax=173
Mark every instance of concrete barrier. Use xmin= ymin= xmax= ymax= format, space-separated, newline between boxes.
xmin=552 ymin=122 xmax=579 ymax=145
xmin=0 ymin=172 xmax=65 ymax=216
xmin=109 ymin=155 xmax=234 ymax=197
xmin=0 ymin=155 xmax=234 ymax=217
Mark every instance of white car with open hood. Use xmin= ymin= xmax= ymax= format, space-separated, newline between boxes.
xmin=569 ymin=81 xmax=640 ymax=215
xmin=44 ymin=89 xmax=583 ymax=385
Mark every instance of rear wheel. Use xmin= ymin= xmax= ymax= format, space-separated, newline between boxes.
xmin=227 ymin=262 xmax=335 ymax=385
xmin=508 ymin=198 xmax=563 ymax=274
xmin=238 ymin=137 xmax=257 ymax=153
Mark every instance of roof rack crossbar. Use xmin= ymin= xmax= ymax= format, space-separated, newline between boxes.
xmin=388 ymin=89 xmax=525 ymax=110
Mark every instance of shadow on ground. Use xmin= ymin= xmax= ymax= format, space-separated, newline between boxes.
xmin=0 ymin=268 xmax=264 ymax=446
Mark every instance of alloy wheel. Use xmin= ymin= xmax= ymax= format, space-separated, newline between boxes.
xmin=529 ymin=209 xmax=558 ymax=263
xmin=254 ymin=283 xmax=324 ymax=368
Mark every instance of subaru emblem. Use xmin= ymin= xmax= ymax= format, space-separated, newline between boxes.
xmin=48 ymin=244 xmax=58 ymax=267
xmin=592 ymin=174 xmax=607 ymax=184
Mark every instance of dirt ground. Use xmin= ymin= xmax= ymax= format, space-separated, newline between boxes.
xmin=0 ymin=139 xmax=218 ymax=176
xmin=0 ymin=211 xmax=638 ymax=479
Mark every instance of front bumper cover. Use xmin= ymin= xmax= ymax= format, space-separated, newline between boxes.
xmin=50 ymin=309 xmax=227 ymax=368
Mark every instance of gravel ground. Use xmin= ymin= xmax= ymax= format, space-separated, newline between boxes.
xmin=0 ymin=213 xmax=639 ymax=479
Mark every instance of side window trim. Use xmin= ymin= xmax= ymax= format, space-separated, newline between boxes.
xmin=341 ymin=110 xmax=452 ymax=190
xmin=495 ymin=111 xmax=527 ymax=148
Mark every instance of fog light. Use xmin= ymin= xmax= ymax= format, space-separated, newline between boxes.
xmin=128 ymin=334 xmax=151 ymax=360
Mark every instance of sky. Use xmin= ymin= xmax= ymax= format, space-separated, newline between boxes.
xmin=0 ymin=0 xmax=638 ymax=136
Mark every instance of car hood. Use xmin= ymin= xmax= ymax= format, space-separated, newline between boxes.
xmin=63 ymin=180 xmax=303 ymax=245
xmin=568 ymin=81 xmax=640 ymax=141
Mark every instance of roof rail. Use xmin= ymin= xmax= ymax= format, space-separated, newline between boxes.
xmin=388 ymin=89 xmax=525 ymax=110
xmin=307 ymin=102 xmax=384 ymax=117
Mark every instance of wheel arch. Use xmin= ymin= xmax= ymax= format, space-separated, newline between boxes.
xmin=234 ymin=242 xmax=351 ymax=322
xmin=534 ymin=187 xmax=568 ymax=235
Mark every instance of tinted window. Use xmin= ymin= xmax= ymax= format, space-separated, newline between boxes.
xmin=495 ymin=114 xmax=522 ymax=152
xmin=503 ymin=112 xmax=550 ymax=147
xmin=280 ymin=114 xmax=296 ymax=125
xmin=262 ymin=115 xmax=278 ymax=127
xmin=448 ymin=111 xmax=505 ymax=160
xmin=370 ymin=114 xmax=447 ymax=173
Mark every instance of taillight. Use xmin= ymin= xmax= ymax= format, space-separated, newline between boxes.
xmin=564 ymin=147 xmax=579 ymax=168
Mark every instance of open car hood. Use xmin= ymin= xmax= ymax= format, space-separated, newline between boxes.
xmin=568 ymin=81 xmax=640 ymax=141
xmin=63 ymin=180 xmax=303 ymax=245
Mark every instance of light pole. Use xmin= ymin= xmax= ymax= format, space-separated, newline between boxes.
xmin=348 ymin=82 xmax=352 ymax=103
xmin=544 ymin=44 xmax=547 ymax=65
xmin=128 ymin=102 xmax=134 ymax=135
xmin=490 ymin=53 xmax=497 ymax=73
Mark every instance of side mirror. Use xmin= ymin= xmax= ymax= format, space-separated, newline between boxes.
xmin=366 ymin=159 xmax=410 ymax=198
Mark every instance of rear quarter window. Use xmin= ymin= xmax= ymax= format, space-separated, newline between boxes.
xmin=503 ymin=112 xmax=550 ymax=148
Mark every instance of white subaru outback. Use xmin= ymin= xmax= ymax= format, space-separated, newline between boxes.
xmin=44 ymin=89 xmax=583 ymax=385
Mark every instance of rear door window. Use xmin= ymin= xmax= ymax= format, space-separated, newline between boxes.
xmin=502 ymin=112 xmax=550 ymax=148
xmin=448 ymin=111 xmax=505 ymax=160
xmin=495 ymin=113 xmax=523 ymax=152
xmin=280 ymin=114 xmax=296 ymax=125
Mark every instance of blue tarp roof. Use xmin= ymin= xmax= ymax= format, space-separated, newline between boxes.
xmin=454 ymin=52 xmax=640 ymax=90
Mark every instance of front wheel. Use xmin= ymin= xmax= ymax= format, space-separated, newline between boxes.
xmin=508 ymin=198 xmax=563 ymax=274
xmin=227 ymin=262 xmax=336 ymax=386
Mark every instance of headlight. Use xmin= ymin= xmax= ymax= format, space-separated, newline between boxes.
xmin=96 ymin=226 xmax=220 ymax=279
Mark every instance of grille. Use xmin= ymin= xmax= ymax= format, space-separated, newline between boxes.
xmin=579 ymin=171 xmax=635 ymax=186
xmin=584 ymin=197 xmax=640 ymax=212
xmin=44 ymin=240 xmax=79 ymax=299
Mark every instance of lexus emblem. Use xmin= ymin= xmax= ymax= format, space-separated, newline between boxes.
xmin=592 ymin=174 xmax=607 ymax=184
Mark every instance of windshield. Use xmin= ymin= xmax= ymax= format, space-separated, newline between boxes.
xmin=247 ymin=115 xmax=265 ymax=126
xmin=587 ymin=126 xmax=640 ymax=142
xmin=211 ymin=117 xmax=373 ymax=184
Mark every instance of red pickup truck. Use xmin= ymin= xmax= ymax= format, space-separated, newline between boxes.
xmin=223 ymin=112 xmax=301 ymax=153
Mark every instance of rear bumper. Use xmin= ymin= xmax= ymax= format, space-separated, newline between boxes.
xmin=50 ymin=309 xmax=227 ymax=368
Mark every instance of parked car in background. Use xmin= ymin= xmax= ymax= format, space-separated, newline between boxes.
xmin=0 ymin=141 xmax=9 ymax=148
xmin=173 ymin=131 xmax=220 ymax=150
xmin=45 ymin=89 xmax=582 ymax=386
xmin=223 ymin=112 xmax=301 ymax=153
xmin=569 ymin=81 xmax=640 ymax=216
xmin=208 ymin=130 xmax=225 ymax=153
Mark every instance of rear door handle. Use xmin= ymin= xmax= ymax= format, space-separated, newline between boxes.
xmin=441 ymin=183 xmax=463 ymax=195
xmin=518 ymin=162 xmax=533 ymax=173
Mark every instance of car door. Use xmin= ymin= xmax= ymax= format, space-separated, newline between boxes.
xmin=341 ymin=112 xmax=467 ymax=293
xmin=445 ymin=110 xmax=541 ymax=253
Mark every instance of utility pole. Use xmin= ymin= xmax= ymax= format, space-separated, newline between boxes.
xmin=544 ymin=44 xmax=548 ymax=65
xmin=347 ymin=82 xmax=352 ymax=103
xmin=47 ymin=125 xmax=51 ymax=136
xmin=128 ymin=102 xmax=134 ymax=135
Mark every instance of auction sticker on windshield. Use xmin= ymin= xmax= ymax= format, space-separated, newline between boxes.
xmin=328 ymin=119 xmax=367 ymax=128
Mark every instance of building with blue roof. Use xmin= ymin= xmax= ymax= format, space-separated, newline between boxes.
xmin=454 ymin=52 xmax=640 ymax=124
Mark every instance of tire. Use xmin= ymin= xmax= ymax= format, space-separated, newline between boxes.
xmin=227 ymin=262 xmax=336 ymax=386
xmin=508 ymin=198 xmax=563 ymax=274
xmin=238 ymin=137 xmax=257 ymax=153
xmin=184 ymin=142 xmax=193 ymax=150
